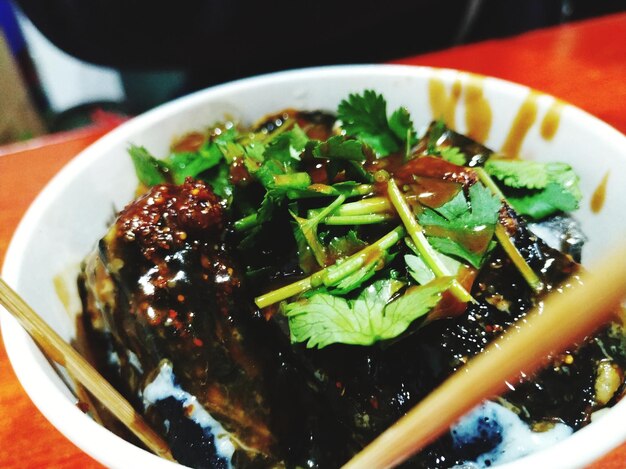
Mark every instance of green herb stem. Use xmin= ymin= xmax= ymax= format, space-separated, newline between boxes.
xmin=274 ymin=172 xmax=312 ymax=188
xmin=321 ymin=226 xmax=405 ymax=286
xmin=233 ymin=213 xmax=258 ymax=232
xmin=254 ymin=226 xmax=405 ymax=309
xmin=387 ymin=179 xmax=474 ymax=303
xmin=475 ymin=167 xmax=506 ymax=200
xmin=323 ymin=214 xmax=395 ymax=225
xmin=311 ymin=195 xmax=346 ymax=223
xmin=495 ymin=224 xmax=544 ymax=293
xmin=293 ymin=195 xmax=347 ymax=268
xmin=286 ymin=183 xmax=374 ymax=200
xmin=476 ymin=167 xmax=544 ymax=293
xmin=255 ymin=277 xmax=313 ymax=310
xmin=308 ymin=196 xmax=392 ymax=219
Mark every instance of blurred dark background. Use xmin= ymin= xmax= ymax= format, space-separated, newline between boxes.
xmin=6 ymin=0 xmax=626 ymax=128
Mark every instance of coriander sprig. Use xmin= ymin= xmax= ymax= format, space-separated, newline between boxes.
xmin=475 ymin=167 xmax=544 ymax=292
xmin=387 ymin=179 xmax=475 ymax=303
xmin=254 ymin=226 xmax=405 ymax=309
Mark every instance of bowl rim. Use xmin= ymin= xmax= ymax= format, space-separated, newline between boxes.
xmin=2 ymin=63 xmax=626 ymax=469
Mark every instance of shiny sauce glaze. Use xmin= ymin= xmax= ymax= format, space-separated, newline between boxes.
xmin=428 ymin=75 xmax=493 ymax=144
xmin=591 ymin=171 xmax=610 ymax=214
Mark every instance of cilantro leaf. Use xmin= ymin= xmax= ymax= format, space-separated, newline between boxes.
xmin=337 ymin=90 xmax=415 ymax=156
xmin=284 ymin=277 xmax=452 ymax=348
xmin=418 ymin=183 xmax=501 ymax=268
xmin=427 ymin=237 xmax=485 ymax=270
xmin=264 ymin=125 xmax=309 ymax=163
xmin=290 ymin=195 xmax=346 ymax=269
xmin=312 ymin=135 xmax=367 ymax=161
xmin=439 ymin=146 xmax=467 ymax=166
xmin=330 ymin=249 xmax=396 ymax=295
xmin=389 ymin=107 xmax=418 ymax=145
xmin=548 ymin=162 xmax=582 ymax=201
xmin=129 ymin=145 xmax=169 ymax=186
xmin=427 ymin=120 xmax=446 ymax=154
xmin=507 ymin=182 xmax=579 ymax=219
xmin=284 ymin=181 xmax=372 ymax=200
xmin=405 ymin=249 xmax=461 ymax=286
xmin=167 ymin=141 xmax=223 ymax=184
xmin=256 ymin=189 xmax=283 ymax=224
xmin=484 ymin=160 xmax=549 ymax=189
xmin=203 ymin=163 xmax=233 ymax=200
xmin=485 ymin=160 xmax=582 ymax=218
xmin=212 ymin=126 xmax=242 ymax=162
xmin=328 ymin=231 xmax=367 ymax=259
xmin=254 ymin=126 xmax=308 ymax=189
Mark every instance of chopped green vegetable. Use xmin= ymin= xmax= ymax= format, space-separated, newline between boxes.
xmin=253 ymin=126 xmax=309 ymax=188
xmin=322 ymin=214 xmax=395 ymax=225
xmin=128 ymin=145 xmax=169 ymax=186
xmin=312 ymin=135 xmax=367 ymax=161
xmin=507 ymin=182 xmax=579 ymax=219
xmin=284 ymin=277 xmax=453 ymax=348
xmin=387 ymin=179 xmax=474 ymax=302
xmin=329 ymin=248 xmax=395 ymax=295
xmin=485 ymin=160 xmax=549 ymax=189
xmin=254 ymin=227 xmax=405 ymax=309
xmin=388 ymin=106 xmax=418 ymax=146
xmin=291 ymin=195 xmax=346 ymax=268
xmin=167 ymin=141 xmax=223 ymax=184
xmin=273 ymin=172 xmax=312 ymax=190
xmin=439 ymin=146 xmax=466 ymax=166
xmin=427 ymin=120 xmax=446 ymax=154
xmin=202 ymin=162 xmax=233 ymax=200
xmin=405 ymin=238 xmax=461 ymax=285
xmin=212 ymin=126 xmax=243 ymax=162
xmin=337 ymin=90 xmax=415 ymax=156
xmin=418 ymin=183 xmax=501 ymax=268
xmin=484 ymin=160 xmax=582 ymax=218
xmin=264 ymin=125 xmax=309 ymax=163
xmin=475 ymin=168 xmax=545 ymax=292
xmin=427 ymin=237 xmax=487 ymax=270
xmin=285 ymin=182 xmax=373 ymax=200
xmin=328 ymin=231 xmax=368 ymax=260
xmin=256 ymin=189 xmax=283 ymax=225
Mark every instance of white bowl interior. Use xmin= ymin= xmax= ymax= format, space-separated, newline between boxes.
xmin=2 ymin=65 xmax=626 ymax=468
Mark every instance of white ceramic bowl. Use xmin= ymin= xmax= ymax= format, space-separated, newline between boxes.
xmin=2 ymin=65 xmax=626 ymax=469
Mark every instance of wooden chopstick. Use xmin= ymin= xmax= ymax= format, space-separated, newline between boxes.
xmin=0 ymin=278 xmax=176 ymax=462
xmin=343 ymin=243 xmax=626 ymax=469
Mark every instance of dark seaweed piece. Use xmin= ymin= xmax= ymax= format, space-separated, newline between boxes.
xmin=148 ymin=396 xmax=229 ymax=469
xmin=79 ymin=178 xmax=353 ymax=468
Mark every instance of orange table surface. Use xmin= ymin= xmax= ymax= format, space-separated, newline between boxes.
xmin=1 ymin=12 xmax=626 ymax=469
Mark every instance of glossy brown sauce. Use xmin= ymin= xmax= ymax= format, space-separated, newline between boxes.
xmin=591 ymin=171 xmax=610 ymax=213
xmin=408 ymin=177 xmax=461 ymax=208
xmin=540 ymin=100 xmax=563 ymax=141
xmin=425 ymin=224 xmax=493 ymax=255
xmin=429 ymin=76 xmax=492 ymax=142
xmin=428 ymin=77 xmax=447 ymax=122
xmin=53 ymin=274 xmax=71 ymax=314
xmin=501 ymin=91 xmax=539 ymax=157
xmin=172 ymin=132 xmax=205 ymax=153
xmin=464 ymin=76 xmax=492 ymax=143
xmin=429 ymin=77 xmax=461 ymax=130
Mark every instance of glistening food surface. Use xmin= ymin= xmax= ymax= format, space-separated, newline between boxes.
xmin=76 ymin=89 xmax=626 ymax=468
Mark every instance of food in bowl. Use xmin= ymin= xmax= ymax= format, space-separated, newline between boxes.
xmin=76 ymin=88 xmax=626 ymax=468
